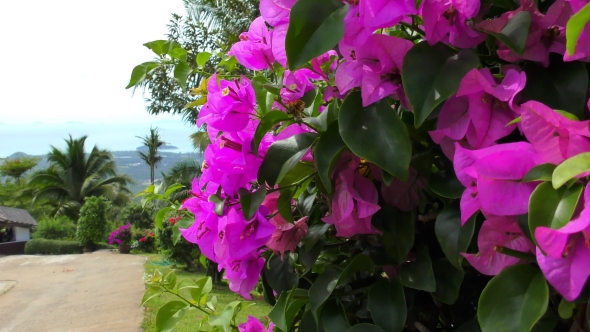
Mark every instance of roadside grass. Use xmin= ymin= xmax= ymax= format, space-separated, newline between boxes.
xmin=139 ymin=253 xmax=272 ymax=331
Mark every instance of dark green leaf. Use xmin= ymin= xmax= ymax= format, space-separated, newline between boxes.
xmin=239 ymin=187 xmax=267 ymax=220
xmin=315 ymin=121 xmax=346 ymax=192
xmin=164 ymin=183 xmax=185 ymax=199
xmin=252 ymin=76 xmax=275 ymax=116
xmin=480 ymin=11 xmax=531 ymax=54
xmin=432 ymin=259 xmax=464 ymax=305
xmin=126 ymin=62 xmax=159 ymax=89
xmin=300 ymin=310 xmax=325 ymax=332
xmin=301 ymin=88 xmax=318 ymax=108
xmin=286 ymin=0 xmax=348 ymax=69
xmin=278 ymin=187 xmax=295 ymax=224
xmin=532 ymin=310 xmax=559 ymax=332
xmin=252 ymin=111 xmax=291 ymax=156
xmin=258 ymin=133 xmax=318 ymax=187
xmin=303 ymin=223 xmax=330 ymax=251
xmin=345 ymin=324 xmax=386 ymax=332
xmin=402 ymin=43 xmax=479 ymax=127
xmin=399 ymin=244 xmax=436 ymax=292
xmin=264 ymin=255 xmax=299 ymax=295
xmin=269 ymin=289 xmax=308 ymax=332
xmin=321 ymin=299 xmax=349 ymax=331
xmin=378 ymin=207 xmax=414 ymax=265
xmin=208 ymin=194 xmax=225 ymax=216
xmin=339 ymin=92 xmax=412 ymax=180
xmin=264 ymin=83 xmax=283 ymax=95
xmin=528 ymin=182 xmax=583 ymax=245
xmin=174 ymin=61 xmax=192 ymax=91
xmin=435 ymin=205 xmax=476 ymax=270
xmin=155 ymin=301 xmax=189 ymax=332
xmin=478 ymin=265 xmax=549 ymax=332
xmin=522 ymin=164 xmax=557 ymax=182
xmin=298 ymin=190 xmax=317 ymax=216
xmin=196 ymin=52 xmax=212 ymax=67
xmin=566 ymin=2 xmax=590 ymax=56
xmin=428 ymin=170 xmax=465 ymax=199
xmin=368 ymin=279 xmax=406 ymax=332
xmin=300 ymin=238 xmax=325 ymax=273
xmin=552 ymin=152 xmax=590 ymax=188
xmin=261 ymin=271 xmax=277 ymax=306
xmin=524 ymin=59 xmax=588 ymax=119
xmin=279 ymin=163 xmax=315 ymax=188
xmin=456 ymin=319 xmax=481 ymax=332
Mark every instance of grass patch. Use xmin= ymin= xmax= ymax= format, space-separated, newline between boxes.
xmin=140 ymin=253 xmax=272 ymax=331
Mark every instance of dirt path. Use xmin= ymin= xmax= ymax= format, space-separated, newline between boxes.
xmin=0 ymin=251 xmax=146 ymax=332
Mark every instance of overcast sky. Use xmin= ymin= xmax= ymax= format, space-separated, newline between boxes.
xmin=0 ymin=0 xmax=187 ymax=124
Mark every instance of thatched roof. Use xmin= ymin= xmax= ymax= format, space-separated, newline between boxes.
xmin=0 ymin=206 xmax=37 ymax=228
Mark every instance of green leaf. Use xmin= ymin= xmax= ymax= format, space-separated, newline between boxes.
xmin=376 ymin=206 xmax=414 ymax=265
xmin=480 ymin=11 xmax=531 ymax=54
xmin=315 ymin=121 xmax=346 ymax=192
xmin=209 ymin=303 xmax=236 ymax=332
xmin=435 ymin=205 xmax=476 ymax=270
xmin=286 ymin=0 xmax=348 ymax=69
xmin=528 ymin=182 xmax=583 ymax=245
xmin=279 ymin=163 xmax=315 ymax=188
xmin=399 ymin=244 xmax=436 ymax=292
xmin=522 ymin=164 xmax=557 ymax=182
xmin=208 ymin=193 xmax=225 ymax=216
xmin=155 ymin=301 xmax=189 ymax=332
xmin=155 ymin=207 xmax=175 ymax=229
xmin=553 ymin=152 xmax=590 ymax=188
xmin=345 ymin=324 xmax=386 ymax=332
xmin=251 ymin=76 xmax=274 ymax=116
xmin=557 ymin=298 xmax=575 ymax=319
xmin=532 ymin=311 xmax=559 ymax=332
xmin=264 ymin=83 xmax=283 ymax=95
xmin=300 ymin=238 xmax=325 ymax=273
xmin=368 ymin=279 xmax=406 ymax=332
xmin=524 ymin=59 xmax=588 ymax=119
xmin=456 ymin=319 xmax=481 ymax=332
xmin=402 ymin=43 xmax=479 ymax=127
xmin=432 ymin=259 xmax=464 ymax=305
xmin=174 ymin=61 xmax=192 ymax=91
xmin=269 ymin=289 xmax=308 ymax=332
xmin=309 ymin=255 xmax=375 ymax=321
xmin=196 ymin=52 xmax=212 ymax=67
xmin=258 ymin=133 xmax=318 ymax=187
xmin=168 ymin=47 xmax=187 ymax=60
xmin=303 ymin=99 xmax=340 ymax=132
xmin=164 ymin=183 xmax=185 ymax=199
xmin=172 ymin=218 xmax=193 ymax=245
xmin=252 ymin=111 xmax=291 ymax=156
xmin=264 ymin=254 xmax=299 ymax=295
xmin=566 ymin=2 xmax=590 ymax=56
xmin=184 ymin=97 xmax=207 ymax=109
xmin=303 ymin=223 xmax=330 ymax=251
xmin=190 ymin=277 xmax=213 ymax=303
xmin=339 ymin=92 xmax=412 ymax=180
xmin=320 ymin=299 xmax=349 ymax=331
xmin=141 ymin=285 xmax=165 ymax=306
xmin=278 ymin=187 xmax=295 ymax=223
xmin=428 ymin=169 xmax=465 ymax=199
xmin=300 ymin=310 xmax=325 ymax=332
xmin=126 ymin=62 xmax=159 ymax=89
xmin=478 ymin=265 xmax=549 ymax=332
xmin=239 ymin=187 xmax=267 ymax=220
xmin=143 ymin=40 xmax=179 ymax=55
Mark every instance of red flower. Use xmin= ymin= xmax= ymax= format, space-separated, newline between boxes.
xmin=139 ymin=237 xmax=146 ymax=243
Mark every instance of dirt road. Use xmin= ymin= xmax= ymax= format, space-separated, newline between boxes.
xmin=0 ymin=251 xmax=146 ymax=332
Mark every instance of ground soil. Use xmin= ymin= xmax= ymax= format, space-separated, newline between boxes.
xmin=0 ymin=250 xmax=146 ymax=332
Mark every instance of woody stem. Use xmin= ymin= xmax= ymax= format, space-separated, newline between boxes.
xmin=493 ymin=246 xmax=536 ymax=261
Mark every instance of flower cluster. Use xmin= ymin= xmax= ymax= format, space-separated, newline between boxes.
xmin=108 ymin=223 xmax=132 ymax=246
xmin=176 ymin=0 xmax=590 ymax=307
xmin=168 ymin=216 xmax=182 ymax=226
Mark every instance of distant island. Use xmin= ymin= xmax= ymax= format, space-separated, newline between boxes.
xmin=136 ymin=145 xmax=179 ymax=151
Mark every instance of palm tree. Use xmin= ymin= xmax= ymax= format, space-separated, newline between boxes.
xmin=161 ymin=159 xmax=202 ymax=202
xmin=28 ymin=135 xmax=133 ymax=220
xmin=137 ymin=127 xmax=166 ymax=184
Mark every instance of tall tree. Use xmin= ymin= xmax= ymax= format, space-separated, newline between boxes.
xmin=161 ymin=159 xmax=202 ymax=202
xmin=28 ymin=135 xmax=133 ymax=220
xmin=137 ymin=127 xmax=166 ymax=184
xmin=0 ymin=156 xmax=40 ymax=184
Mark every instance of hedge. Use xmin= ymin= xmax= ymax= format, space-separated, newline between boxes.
xmin=24 ymin=239 xmax=115 ymax=255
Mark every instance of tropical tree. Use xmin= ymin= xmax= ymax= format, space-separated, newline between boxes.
xmin=28 ymin=135 xmax=133 ymax=219
xmin=161 ymin=159 xmax=202 ymax=202
xmin=0 ymin=156 xmax=40 ymax=184
xmin=136 ymin=127 xmax=166 ymax=184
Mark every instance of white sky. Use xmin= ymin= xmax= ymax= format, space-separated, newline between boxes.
xmin=0 ymin=0 xmax=187 ymax=124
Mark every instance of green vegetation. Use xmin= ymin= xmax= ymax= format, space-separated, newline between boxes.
xmin=141 ymin=254 xmax=271 ymax=332
xmin=33 ymin=216 xmax=76 ymax=240
xmin=24 ymin=239 xmax=114 ymax=255
xmin=0 ymin=156 xmax=40 ymax=184
xmin=76 ymin=196 xmax=110 ymax=249
xmin=137 ymin=127 xmax=166 ymax=184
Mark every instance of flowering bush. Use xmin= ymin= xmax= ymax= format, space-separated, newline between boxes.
xmin=131 ymin=0 xmax=590 ymax=331
xmin=132 ymin=229 xmax=157 ymax=252
xmin=108 ymin=223 xmax=132 ymax=246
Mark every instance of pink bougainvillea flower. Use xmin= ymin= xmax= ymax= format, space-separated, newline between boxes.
xmin=462 ymin=215 xmax=534 ymax=275
xmin=271 ymin=19 xmax=289 ymax=68
xmin=342 ymin=4 xmax=373 ymax=48
xmin=454 ymin=142 xmax=542 ymax=223
xmin=225 ymin=207 xmax=276 ymax=260
xmin=520 ymin=100 xmax=590 ymax=164
xmin=421 ymin=0 xmax=486 ymax=48
xmin=229 ymin=17 xmax=275 ymax=71
xmin=381 ymin=168 xmax=427 ymax=212
xmin=197 ymin=74 xmax=256 ymax=133
xmin=536 ymin=185 xmax=590 ymax=301
xmin=323 ymin=154 xmax=381 ymax=238
xmin=430 ymin=68 xmax=526 ymax=157
xmin=262 ymin=192 xmax=309 ymax=257
xmin=359 ymin=0 xmax=417 ymax=30
xmin=239 ymin=316 xmax=275 ymax=332
xmin=280 ymin=69 xmax=319 ymax=102
xmin=336 ymin=34 xmax=413 ymax=106
xmin=260 ymin=0 xmax=296 ymax=27
xmin=220 ymin=253 xmax=265 ymax=300
xmin=311 ymin=50 xmax=338 ymax=80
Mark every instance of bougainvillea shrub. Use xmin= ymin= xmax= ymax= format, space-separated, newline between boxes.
xmin=131 ymin=0 xmax=590 ymax=331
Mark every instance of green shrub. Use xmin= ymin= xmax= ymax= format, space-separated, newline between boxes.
xmin=76 ymin=196 xmax=110 ymax=248
xmin=117 ymin=203 xmax=155 ymax=229
xmin=24 ymin=239 xmax=115 ymax=255
xmin=32 ymin=216 xmax=76 ymax=240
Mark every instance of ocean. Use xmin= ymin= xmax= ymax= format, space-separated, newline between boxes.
xmin=0 ymin=121 xmax=198 ymax=157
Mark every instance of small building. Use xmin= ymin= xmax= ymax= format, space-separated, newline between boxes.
xmin=0 ymin=206 xmax=37 ymax=255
